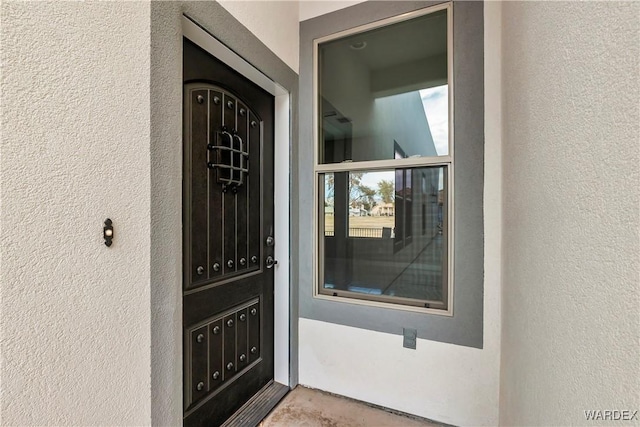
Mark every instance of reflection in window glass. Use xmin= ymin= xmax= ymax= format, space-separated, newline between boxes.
xmin=420 ymin=85 xmax=449 ymax=156
xmin=320 ymin=166 xmax=447 ymax=307
xmin=318 ymin=9 xmax=449 ymax=163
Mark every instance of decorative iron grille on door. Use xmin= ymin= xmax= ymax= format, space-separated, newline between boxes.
xmin=186 ymin=84 xmax=263 ymax=290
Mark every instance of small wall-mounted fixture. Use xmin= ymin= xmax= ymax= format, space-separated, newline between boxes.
xmin=403 ymin=328 xmax=417 ymax=350
xmin=103 ymin=218 xmax=114 ymax=247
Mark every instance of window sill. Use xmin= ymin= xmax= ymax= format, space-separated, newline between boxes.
xmin=312 ymin=291 xmax=454 ymax=317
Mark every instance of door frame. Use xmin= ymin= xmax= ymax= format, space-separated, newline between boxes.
xmin=182 ymin=15 xmax=292 ymax=388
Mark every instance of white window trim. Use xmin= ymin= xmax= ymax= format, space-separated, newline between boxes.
xmin=311 ymin=2 xmax=455 ymax=316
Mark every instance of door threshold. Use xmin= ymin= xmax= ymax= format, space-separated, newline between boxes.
xmin=221 ymin=381 xmax=289 ymax=427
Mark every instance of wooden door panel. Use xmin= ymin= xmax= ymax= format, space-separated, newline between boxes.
xmin=208 ymin=90 xmax=224 ymax=281
xmin=248 ymin=110 xmax=263 ymax=266
xmin=236 ymin=101 xmax=249 ymax=273
xmin=190 ymin=89 xmax=210 ymax=284
xmin=190 ymin=325 xmax=209 ymax=403
xmin=209 ymin=319 xmax=224 ymax=392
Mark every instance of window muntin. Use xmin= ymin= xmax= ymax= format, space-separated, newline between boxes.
xmin=314 ymin=3 xmax=453 ymax=312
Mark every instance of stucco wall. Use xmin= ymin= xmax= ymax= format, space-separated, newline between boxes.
xmin=0 ymin=2 xmax=151 ymax=425
xmin=500 ymin=2 xmax=640 ymax=425
xmin=296 ymin=2 xmax=502 ymax=425
xmin=218 ymin=1 xmax=299 ymax=72
xmin=299 ymin=0 xmax=366 ymax=22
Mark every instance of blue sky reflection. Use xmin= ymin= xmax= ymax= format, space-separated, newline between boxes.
xmin=420 ymin=85 xmax=448 ymax=156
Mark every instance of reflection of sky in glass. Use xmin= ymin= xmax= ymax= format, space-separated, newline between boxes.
xmin=420 ymin=85 xmax=448 ymax=156
xmin=324 ymin=176 xmax=333 ymax=199
xmin=360 ymin=171 xmax=394 ymax=200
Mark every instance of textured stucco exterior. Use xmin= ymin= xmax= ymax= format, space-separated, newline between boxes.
xmin=218 ymin=1 xmax=299 ymax=72
xmin=500 ymin=2 xmax=640 ymax=425
xmin=1 ymin=2 xmax=152 ymax=425
xmin=299 ymin=0 xmax=366 ymax=22
xmin=1 ymin=0 xmax=638 ymax=425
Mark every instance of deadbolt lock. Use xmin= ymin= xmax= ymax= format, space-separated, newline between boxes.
xmin=266 ymin=236 xmax=275 ymax=247
xmin=266 ymin=256 xmax=278 ymax=269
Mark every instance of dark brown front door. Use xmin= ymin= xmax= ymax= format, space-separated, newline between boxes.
xmin=182 ymin=38 xmax=275 ymax=427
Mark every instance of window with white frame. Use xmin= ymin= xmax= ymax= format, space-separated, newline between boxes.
xmin=314 ymin=4 xmax=452 ymax=312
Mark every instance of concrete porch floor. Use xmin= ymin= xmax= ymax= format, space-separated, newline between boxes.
xmin=261 ymin=386 xmax=439 ymax=427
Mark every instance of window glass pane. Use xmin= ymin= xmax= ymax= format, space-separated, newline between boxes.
xmin=319 ymin=166 xmax=447 ymax=307
xmin=318 ymin=9 xmax=449 ymax=164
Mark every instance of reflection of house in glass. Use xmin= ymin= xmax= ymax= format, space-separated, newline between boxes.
xmin=348 ymin=207 xmax=368 ymax=217
xmin=371 ymin=202 xmax=394 ymax=216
